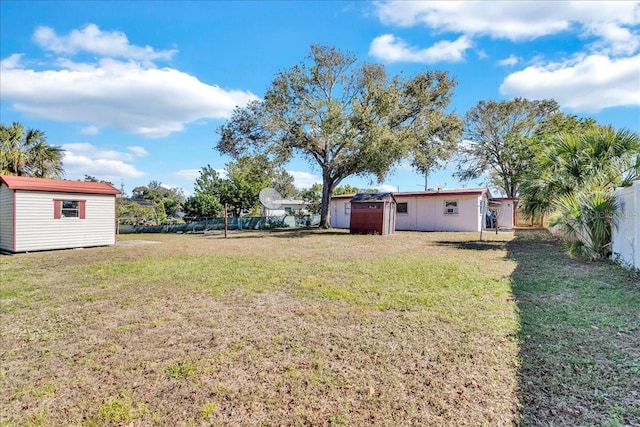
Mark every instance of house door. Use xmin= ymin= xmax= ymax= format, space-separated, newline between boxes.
xmin=485 ymin=208 xmax=498 ymax=229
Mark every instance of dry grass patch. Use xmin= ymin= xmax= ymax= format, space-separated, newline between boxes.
xmin=5 ymin=229 xmax=633 ymax=425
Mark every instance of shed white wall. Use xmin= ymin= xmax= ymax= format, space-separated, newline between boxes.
xmin=10 ymin=190 xmax=116 ymax=252
xmin=0 ymin=184 xmax=15 ymax=251
xmin=331 ymin=194 xmax=485 ymax=232
xmin=612 ymin=181 xmax=639 ymax=269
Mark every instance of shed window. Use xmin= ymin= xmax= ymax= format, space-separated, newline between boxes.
xmin=54 ymin=199 xmax=86 ymax=219
xmin=444 ymin=200 xmax=458 ymax=215
xmin=396 ymin=202 xmax=408 ymax=214
xmin=344 ymin=203 xmax=351 ymax=214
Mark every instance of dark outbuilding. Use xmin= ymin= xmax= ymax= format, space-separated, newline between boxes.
xmin=349 ymin=192 xmax=397 ymax=235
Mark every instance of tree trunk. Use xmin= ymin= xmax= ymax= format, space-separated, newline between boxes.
xmin=319 ymin=175 xmax=334 ymax=229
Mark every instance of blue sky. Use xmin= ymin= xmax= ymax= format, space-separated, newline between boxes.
xmin=1 ymin=1 xmax=639 ymax=197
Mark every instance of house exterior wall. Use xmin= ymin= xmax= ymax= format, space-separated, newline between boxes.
xmin=331 ymin=199 xmax=352 ymax=229
xmin=262 ymin=200 xmax=307 ymax=216
xmin=0 ymin=184 xmax=15 ymax=251
xmin=331 ymin=192 xmax=487 ymax=232
xmin=612 ymin=181 xmax=640 ymax=269
xmin=491 ymin=198 xmax=515 ymax=230
xmin=395 ymin=194 xmax=484 ymax=232
xmin=9 ymin=189 xmax=116 ymax=252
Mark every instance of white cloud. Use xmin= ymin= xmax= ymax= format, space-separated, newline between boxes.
xmin=33 ymin=24 xmax=177 ymax=62
xmin=126 ymin=146 xmax=149 ymax=157
xmin=500 ymin=54 xmax=640 ymax=112
xmin=0 ymin=25 xmax=258 ymax=138
xmin=172 ymin=169 xmax=201 ymax=181
xmin=81 ymin=126 xmax=100 ymax=135
xmin=369 ymin=34 xmax=472 ymax=63
xmin=497 ymin=55 xmax=519 ymax=67
xmin=289 ymin=171 xmax=321 ymax=189
xmin=61 ymin=142 xmax=146 ymax=181
xmin=62 ymin=142 xmax=147 ymax=162
xmin=586 ymin=22 xmax=640 ymax=56
xmin=375 ymin=184 xmax=399 ymax=192
xmin=374 ymin=1 xmax=640 ymax=46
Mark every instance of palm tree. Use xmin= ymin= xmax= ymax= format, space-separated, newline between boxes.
xmin=520 ymin=126 xmax=639 ymax=259
xmin=0 ymin=122 xmax=65 ymax=178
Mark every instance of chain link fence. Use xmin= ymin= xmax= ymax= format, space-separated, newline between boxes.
xmin=117 ymin=214 xmax=320 ymax=234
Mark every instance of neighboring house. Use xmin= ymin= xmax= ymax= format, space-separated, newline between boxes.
xmin=262 ymin=199 xmax=308 ymax=216
xmin=0 ymin=175 xmax=120 ymax=253
xmin=612 ymin=180 xmax=640 ymax=269
xmin=331 ymin=188 xmax=501 ymax=232
xmin=349 ymin=192 xmax=397 ymax=235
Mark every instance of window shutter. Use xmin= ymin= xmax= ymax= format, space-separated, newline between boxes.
xmin=54 ymin=200 xmax=61 ymax=219
xmin=79 ymin=200 xmax=86 ymax=219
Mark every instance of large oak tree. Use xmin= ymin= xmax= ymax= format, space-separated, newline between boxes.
xmin=216 ymin=45 xmax=462 ymax=228
xmin=455 ymin=98 xmax=561 ymax=198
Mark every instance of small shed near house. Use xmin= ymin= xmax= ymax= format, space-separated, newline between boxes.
xmin=349 ymin=192 xmax=397 ymax=235
xmin=0 ymin=175 xmax=120 ymax=253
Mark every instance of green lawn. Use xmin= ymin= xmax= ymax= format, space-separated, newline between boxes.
xmin=0 ymin=229 xmax=637 ymax=426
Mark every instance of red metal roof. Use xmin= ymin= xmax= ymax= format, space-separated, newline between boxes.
xmin=0 ymin=175 xmax=120 ymax=195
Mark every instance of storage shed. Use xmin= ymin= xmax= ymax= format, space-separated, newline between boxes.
xmin=0 ymin=175 xmax=120 ymax=253
xmin=349 ymin=192 xmax=397 ymax=235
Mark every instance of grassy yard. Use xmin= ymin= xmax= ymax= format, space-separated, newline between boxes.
xmin=0 ymin=229 xmax=637 ymax=426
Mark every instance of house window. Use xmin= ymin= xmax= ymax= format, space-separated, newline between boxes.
xmin=285 ymin=207 xmax=292 ymax=214
xmin=444 ymin=200 xmax=458 ymax=215
xmin=344 ymin=203 xmax=351 ymax=214
xmin=54 ymin=199 xmax=86 ymax=219
xmin=396 ymin=202 xmax=408 ymax=214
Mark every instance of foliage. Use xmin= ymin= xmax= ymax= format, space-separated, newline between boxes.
xmin=217 ymin=45 xmax=462 ymax=228
xmin=84 ymin=175 xmax=115 ymax=186
xmin=131 ymin=180 xmax=185 ymax=222
xmin=548 ymin=191 xmax=619 ymax=259
xmin=183 ymin=193 xmax=223 ymax=219
xmin=193 ymin=159 xmax=296 ymax=216
xmin=411 ymin=114 xmax=463 ymax=189
xmin=222 ymin=155 xmax=274 ymax=216
xmin=300 ymin=183 xmax=322 ymax=214
xmin=333 ymin=184 xmax=359 ymax=195
xmin=194 ymin=165 xmax=223 ymax=195
xmin=455 ymin=98 xmax=563 ymax=197
xmin=521 ymin=126 xmax=640 ymax=259
xmin=116 ymin=198 xmax=157 ymax=225
xmin=0 ymin=122 xmax=64 ymax=178
xmin=271 ymin=168 xmax=298 ymax=199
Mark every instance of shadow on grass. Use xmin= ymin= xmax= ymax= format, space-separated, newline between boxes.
xmin=434 ymin=240 xmax=507 ymax=251
xmin=506 ymin=229 xmax=640 ymax=426
xmin=196 ymin=228 xmax=349 ymax=239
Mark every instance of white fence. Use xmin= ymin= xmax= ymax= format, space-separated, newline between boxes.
xmin=612 ymin=181 xmax=640 ymax=269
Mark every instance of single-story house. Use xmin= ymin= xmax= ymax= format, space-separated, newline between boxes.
xmin=612 ymin=180 xmax=639 ymax=269
xmin=0 ymin=175 xmax=120 ymax=253
xmin=331 ymin=188 xmax=512 ymax=232
xmin=349 ymin=192 xmax=397 ymax=235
